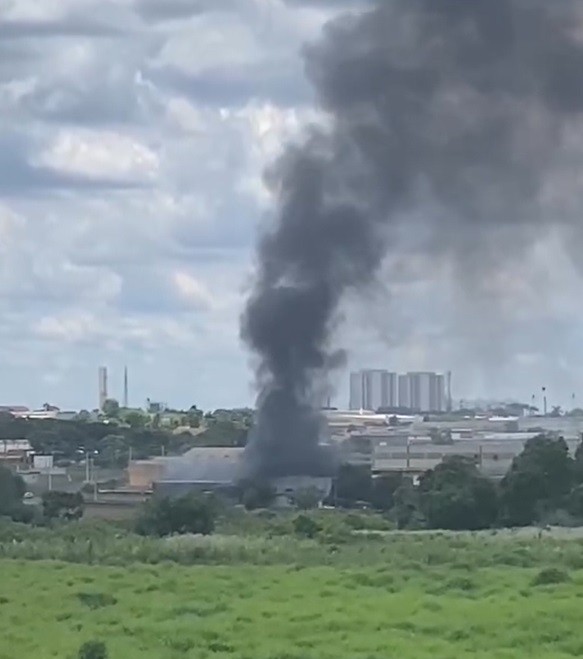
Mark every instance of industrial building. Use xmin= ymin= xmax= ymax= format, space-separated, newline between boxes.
xmin=324 ymin=408 xmax=583 ymax=479
xmin=127 ymin=447 xmax=332 ymax=505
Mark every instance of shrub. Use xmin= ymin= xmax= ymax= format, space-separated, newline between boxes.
xmin=136 ymin=493 xmax=217 ymax=537
xmin=42 ymin=491 xmax=84 ymax=521
xmin=0 ymin=466 xmax=25 ymax=516
xmin=292 ymin=487 xmax=322 ymax=510
xmin=292 ymin=514 xmax=322 ymax=539
xmin=532 ymin=568 xmax=571 ymax=586
xmin=78 ymin=641 xmax=108 ymax=659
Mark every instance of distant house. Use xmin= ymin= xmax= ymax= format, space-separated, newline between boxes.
xmin=0 ymin=439 xmax=32 ymax=465
xmin=56 ymin=411 xmax=78 ymax=422
xmin=0 ymin=406 xmax=29 ymax=415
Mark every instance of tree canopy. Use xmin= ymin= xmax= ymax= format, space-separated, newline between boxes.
xmin=500 ymin=435 xmax=574 ymax=526
xmin=418 ymin=456 xmax=498 ymax=530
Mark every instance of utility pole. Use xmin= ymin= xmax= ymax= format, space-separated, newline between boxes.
xmin=85 ymin=451 xmax=90 ymax=482
xmin=542 ymin=386 xmax=547 ymax=416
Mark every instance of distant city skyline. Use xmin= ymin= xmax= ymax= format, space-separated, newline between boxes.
xmin=350 ymin=370 xmax=447 ymax=413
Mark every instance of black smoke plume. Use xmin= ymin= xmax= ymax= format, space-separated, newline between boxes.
xmin=241 ymin=0 xmax=583 ymax=478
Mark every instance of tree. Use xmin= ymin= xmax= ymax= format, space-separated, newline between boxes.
xmin=186 ymin=406 xmax=202 ymax=429
xmin=136 ymin=493 xmax=217 ymax=537
xmin=418 ymin=456 xmax=498 ymax=530
xmin=102 ymin=399 xmax=120 ymax=419
xmin=124 ymin=411 xmax=148 ymax=429
xmin=500 ymin=434 xmax=574 ymax=526
xmin=567 ymin=484 xmax=583 ymax=519
xmin=293 ymin=486 xmax=322 ymax=510
xmin=574 ymin=440 xmax=583 ymax=483
xmin=369 ymin=473 xmax=404 ymax=511
xmin=292 ymin=514 xmax=322 ymax=539
xmin=42 ymin=491 xmax=84 ymax=521
xmin=195 ymin=420 xmax=248 ymax=447
xmin=391 ymin=479 xmax=424 ymax=529
xmin=0 ymin=465 xmax=25 ymax=518
xmin=76 ymin=410 xmax=91 ymax=422
xmin=96 ymin=434 xmax=128 ymax=468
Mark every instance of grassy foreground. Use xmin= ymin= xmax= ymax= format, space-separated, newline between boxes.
xmin=2 ymin=554 xmax=583 ymax=658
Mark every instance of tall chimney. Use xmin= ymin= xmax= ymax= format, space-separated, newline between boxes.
xmin=447 ymin=371 xmax=452 ymax=413
xmin=123 ymin=366 xmax=128 ymax=408
xmin=98 ymin=366 xmax=108 ymax=411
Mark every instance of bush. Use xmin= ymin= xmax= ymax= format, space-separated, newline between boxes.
xmin=292 ymin=514 xmax=322 ymax=539
xmin=78 ymin=641 xmax=108 ymax=659
xmin=136 ymin=493 xmax=217 ymax=537
xmin=531 ymin=567 xmax=571 ymax=586
xmin=292 ymin=487 xmax=322 ymax=510
xmin=42 ymin=491 xmax=84 ymax=521
xmin=0 ymin=466 xmax=25 ymax=516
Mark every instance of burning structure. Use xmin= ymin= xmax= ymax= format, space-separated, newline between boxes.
xmin=241 ymin=0 xmax=583 ymax=481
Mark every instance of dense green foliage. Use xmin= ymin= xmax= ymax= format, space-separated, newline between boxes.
xmin=417 ymin=456 xmax=498 ymax=530
xmin=500 ymin=435 xmax=575 ymax=526
xmin=0 ymin=465 xmax=25 ymax=513
xmin=42 ymin=491 xmax=84 ymax=521
xmin=135 ymin=494 xmax=217 ymax=537
xmin=0 ymin=465 xmax=31 ymax=522
xmin=0 ymin=408 xmax=251 ymax=468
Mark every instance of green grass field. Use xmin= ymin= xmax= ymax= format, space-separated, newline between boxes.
xmin=3 ymin=515 xmax=583 ymax=658
xmin=2 ymin=555 xmax=583 ymax=658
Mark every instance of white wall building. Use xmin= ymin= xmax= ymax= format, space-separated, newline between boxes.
xmin=399 ymin=372 xmax=446 ymax=412
xmin=349 ymin=370 xmax=398 ymax=411
xmin=351 ymin=370 xmax=447 ymax=413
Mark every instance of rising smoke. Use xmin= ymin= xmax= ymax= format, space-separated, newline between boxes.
xmin=241 ymin=0 xmax=583 ymax=478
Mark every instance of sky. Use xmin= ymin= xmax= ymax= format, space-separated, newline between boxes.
xmin=2 ymin=0 xmax=583 ymax=413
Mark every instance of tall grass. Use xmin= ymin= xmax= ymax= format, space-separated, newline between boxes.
xmin=1 ymin=557 xmax=582 ymax=658
xmin=2 ymin=517 xmax=583 ymax=570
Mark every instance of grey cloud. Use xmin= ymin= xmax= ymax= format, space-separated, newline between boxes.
xmin=282 ymin=0 xmax=371 ymax=7
xmin=135 ymin=0 xmax=237 ymax=22
xmin=17 ymin=78 xmax=151 ymax=126
xmin=147 ymin=64 xmax=311 ymax=107
xmin=0 ymin=19 xmax=125 ymax=39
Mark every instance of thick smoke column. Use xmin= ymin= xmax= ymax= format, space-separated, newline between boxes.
xmin=241 ymin=0 xmax=583 ymax=478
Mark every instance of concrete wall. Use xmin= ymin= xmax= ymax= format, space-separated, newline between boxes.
xmin=127 ymin=461 xmax=166 ymax=488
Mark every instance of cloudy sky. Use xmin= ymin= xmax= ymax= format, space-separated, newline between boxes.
xmin=2 ymin=0 xmax=583 ymax=412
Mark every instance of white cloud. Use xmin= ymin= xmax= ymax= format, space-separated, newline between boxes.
xmin=36 ymin=130 xmax=159 ymax=181
xmin=173 ymin=271 xmax=214 ymax=309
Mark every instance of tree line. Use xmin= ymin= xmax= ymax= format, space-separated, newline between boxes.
xmin=334 ymin=434 xmax=583 ymax=530
xmin=0 ymin=412 xmax=249 ymax=468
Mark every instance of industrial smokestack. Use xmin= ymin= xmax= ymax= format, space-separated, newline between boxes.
xmin=98 ymin=366 xmax=108 ymax=412
xmin=241 ymin=0 xmax=583 ymax=479
xmin=123 ymin=366 xmax=128 ymax=409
